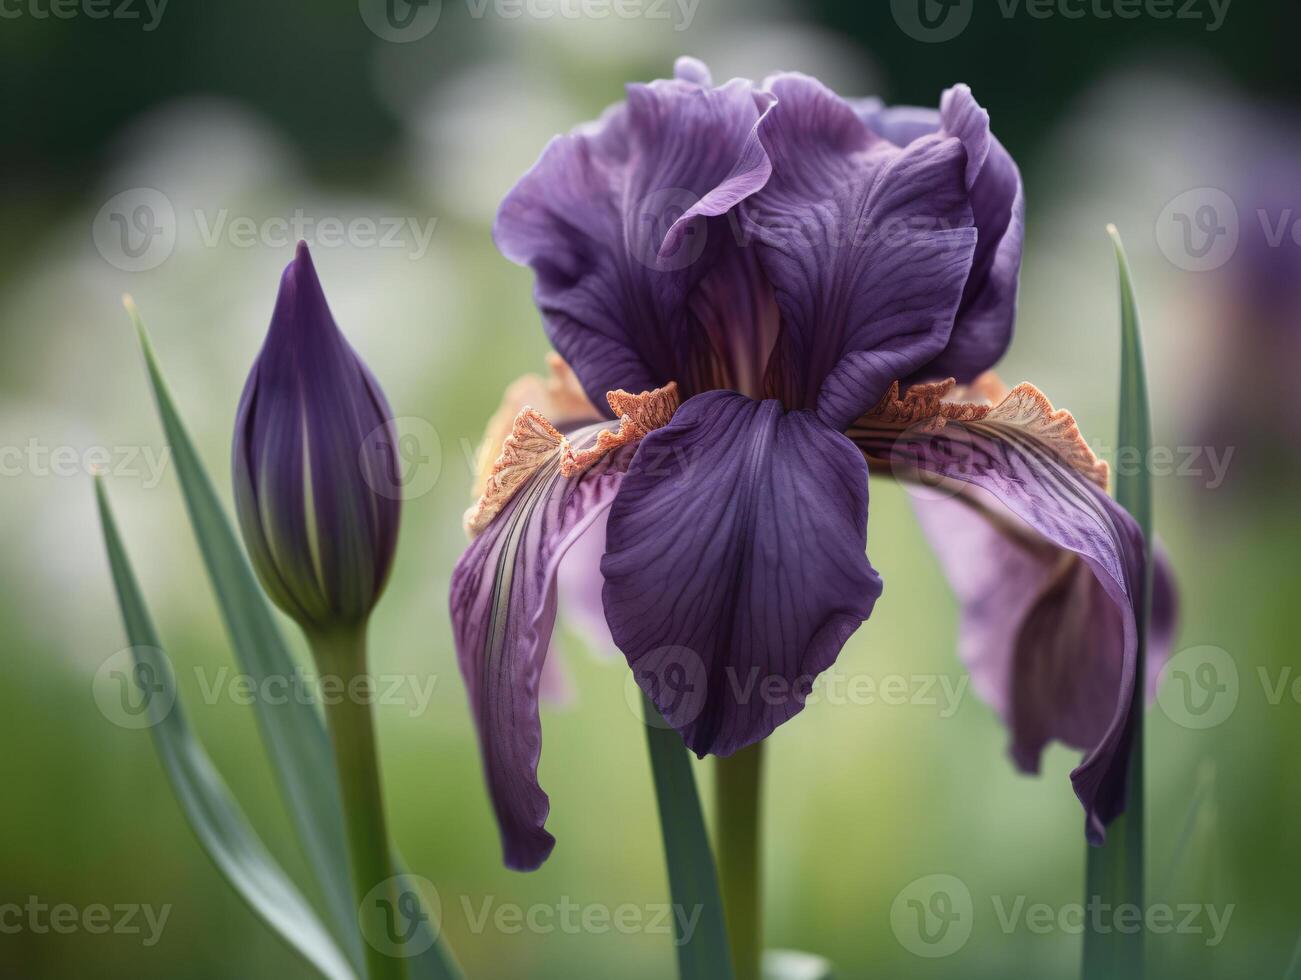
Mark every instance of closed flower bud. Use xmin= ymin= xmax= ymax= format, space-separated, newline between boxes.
xmin=233 ymin=241 xmax=401 ymax=635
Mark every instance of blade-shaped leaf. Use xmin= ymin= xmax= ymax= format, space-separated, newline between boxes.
xmin=96 ymin=477 xmax=357 ymax=980
xmin=763 ymin=950 xmax=833 ymax=979
xmin=1083 ymin=227 xmax=1152 ymax=980
xmin=125 ymin=297 xmax=461 ymax=980
xmin=642 ymin=694 xmax=734 ymax=980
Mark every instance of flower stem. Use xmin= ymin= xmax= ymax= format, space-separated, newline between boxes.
xmin=715 ymin=742 xmax=764 ymax=980
xmin=309 ymin=628 xmax=407 ymax=980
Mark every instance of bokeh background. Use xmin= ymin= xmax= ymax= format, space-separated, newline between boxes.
xmin=2 ymin=0 xmax=1299 ymax=977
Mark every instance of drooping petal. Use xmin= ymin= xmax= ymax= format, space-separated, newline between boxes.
xmin=554 ymin=508 xmax=617 ymax=656
xmin=601 ymin=390 xmax=882 ymax=757
xmin=451 ymin=420 xmax=631 ymax=870
xmin=849 ymin=377 xmax=1177 ymax=843
xmin=493 ymin=58 xmax=775 ymax=408
xmin=451 ymin=385 xmax=680 ymax=870
xmin=745 ymin=73 xmax=977 ymax=429
xmin=857 ymin=86 xmax=1025 ymax=382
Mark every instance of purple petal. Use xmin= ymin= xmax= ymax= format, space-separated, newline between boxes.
xmin=601 ymin=391 xmax=882 ymax=757
xmin=450 ymin=423 xmax=632 ymax=870
xmin=493 ymin=62 xmax=774 ymax=407
xmin=857 ymin=86 xmax=1025 ymax=382
xmin=852 ymin=381 xmax=1178 ymax=843
xmin=555 ymin=508 xmax=617 ymax=656
xmin=745 ymin=73 xmax=977 ymax=430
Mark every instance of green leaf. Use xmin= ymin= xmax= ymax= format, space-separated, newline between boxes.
xmin=124 ymin=297 xmax=461 ymax=980
xmin=95 ymin=477 xmax=358 ymax=980
xmin=1083 ymin=227 xmax=1153 ymax=980
xmin=642 ymin=694 xmax=734 ymax=980
xmin=762 ymin=950 xmax=834 ymax=979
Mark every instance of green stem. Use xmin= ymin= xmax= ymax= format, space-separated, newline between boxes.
xmin=715 ymin=742 xmax=764 ymax=980
xmin=309 ymin=629 xmax=407 ymax=980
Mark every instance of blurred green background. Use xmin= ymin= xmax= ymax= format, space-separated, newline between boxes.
xmin=2 ymin=0 xmax=1298 ymax=977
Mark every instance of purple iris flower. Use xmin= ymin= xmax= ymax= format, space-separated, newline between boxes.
xmin=234 ymin=241 xmax=402 ymax=636
xmin=450 ymin=58 xmax=1176 ymax=871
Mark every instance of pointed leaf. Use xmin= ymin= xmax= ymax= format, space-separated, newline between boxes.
xmin=96 ymin=477 xmax=357 ymax=980
xmin=1083 ymin=227 xmax=1152 ymax=980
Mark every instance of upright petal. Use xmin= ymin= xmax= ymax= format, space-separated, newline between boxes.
xmin=856 ymin=86 xmax=1025 ymax=382
xmin=601 ymin=391 xmax=882 ymax=757
xmin=493 ymin=60 xmax=775 ymax=407
xmin=849 ymin=377 xmax=1177 ymax=843
xmin=746 ymin=73 xmax=977 ymax=429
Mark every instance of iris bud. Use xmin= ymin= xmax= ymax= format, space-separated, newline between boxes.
xmin=233 ymin=241 xmax=401 ymax=635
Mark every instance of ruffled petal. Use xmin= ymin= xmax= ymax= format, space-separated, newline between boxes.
xmin=601 ymin=390 xmax=882 ymax=757
xmin=850 ymin=376 xmax=1177 ymax=843
xmin=745 ymin=73 xmax=977 ymax=429
xmin=493 ymin=59 xmax=775 ymax=408
xmin=857 ymin=86 xmax=1025 ymax=382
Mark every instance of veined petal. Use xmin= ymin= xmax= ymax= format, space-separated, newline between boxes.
xmin=849 ymin=376 xmax=1177 ymax=843
xmin=493 ymin=60 xmax=775 ymax=408
xmin=746 ymin=73 xmax=977 ymax=429
xmin=451 ymin=385 xmax=680 ymax=870
xmin=601 ymin=390 xmax=882 ymax=757
xmin=856 ymin=86 xmax=1025 ymax=382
